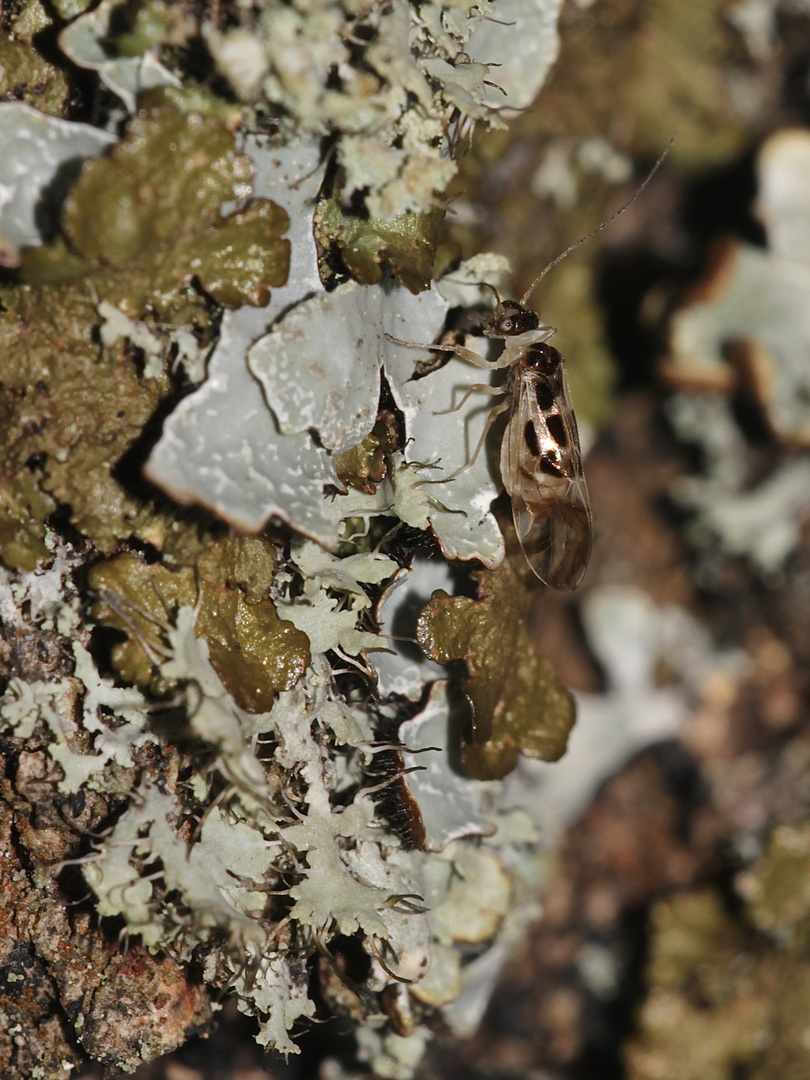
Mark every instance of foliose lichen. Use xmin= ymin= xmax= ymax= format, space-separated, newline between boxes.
xmin=0 ymin=0 xmax=579 ymax=1073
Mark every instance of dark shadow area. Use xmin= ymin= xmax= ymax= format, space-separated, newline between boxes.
xmin=597 ymin=151 xmax=762 ymax=391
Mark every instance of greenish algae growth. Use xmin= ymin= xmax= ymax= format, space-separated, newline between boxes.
xmin=89 ymin=537 xmax=310 ymax=712
xmin=416 ymin=522 xmax=576 ymax=780
xmin=314 ymin=199 xmax=442 ymax=295
xmin=627 ymin=890 xmax=769 ymax=1080
xmin=507 ymin=0 xmax=746 ymax=172
xmin=0 ymin=414 xmax=54 ymax=570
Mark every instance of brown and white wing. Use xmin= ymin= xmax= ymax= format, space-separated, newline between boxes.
xmin=500 ymin=367 xmax=592 ymax=589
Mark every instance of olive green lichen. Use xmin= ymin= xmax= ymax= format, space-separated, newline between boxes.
xmin=139 ymin=83 xmax=244 ymax=127
xmin=739 ymin=824 xmax=810 ymax=939
xmin=89 ymin=539 xmax=310 ymax=713
xmin=0 ymin=474 xmax=52 ymax=572
xmin=0 ymin=104 xmax=290 ymax=560
xmin=6 ymin=0 xmax=54 ymax=42
xmin=0 ymin=281 xmax=175 ymax=555
xmin=0 ymin=32 xmax=69 ymax=115
xmin=108 ymin=0 xmax=195 ymax=58
xmin=334 ymin=414 xmax=399 ymax=495
xmin=628 ymin=825 xmax=810 ymax=1080
xmin=416 ymin=526 xmax=577 ymax=779
xmin=315 ymin=199 xmax=443 ymax=294
xmin=21 ymin=106 xmax=289 ymax=317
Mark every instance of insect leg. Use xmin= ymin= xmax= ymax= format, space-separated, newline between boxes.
xmin=434 ymin=383 xmax=505 ymax=415
xmin=420 ymin=399 xmax=511 ymax=483
xmin=384 ymin=333 xmax=491 ymax=368
xmin=455 ymin=398 xmax=511 ymax=475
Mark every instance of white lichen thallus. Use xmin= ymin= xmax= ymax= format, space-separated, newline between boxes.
xmin=387 ymin=140 xmax=673 ymax=589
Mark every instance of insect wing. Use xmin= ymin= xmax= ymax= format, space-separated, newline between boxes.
xmin=501 ymin=365 xmax=593 ymax=589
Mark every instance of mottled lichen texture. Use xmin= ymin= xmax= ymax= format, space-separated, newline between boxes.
xmin=0 ymin=0 xmax=578 ymax=1075
xmin=627 ymin=824 xmax=810 ymax=1080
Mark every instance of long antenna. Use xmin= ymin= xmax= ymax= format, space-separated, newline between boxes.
xmin=519 ymin=136 xmax=676 ymax=308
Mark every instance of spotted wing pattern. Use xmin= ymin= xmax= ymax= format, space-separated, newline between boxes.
xmin=500 ymin=346 xmax=592 ymax=589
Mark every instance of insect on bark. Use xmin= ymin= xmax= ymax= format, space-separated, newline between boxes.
xmin=481 ymin=299 xmax=591 ymax=589
xmin=388 ymin=142 xmax=673 ymax=590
